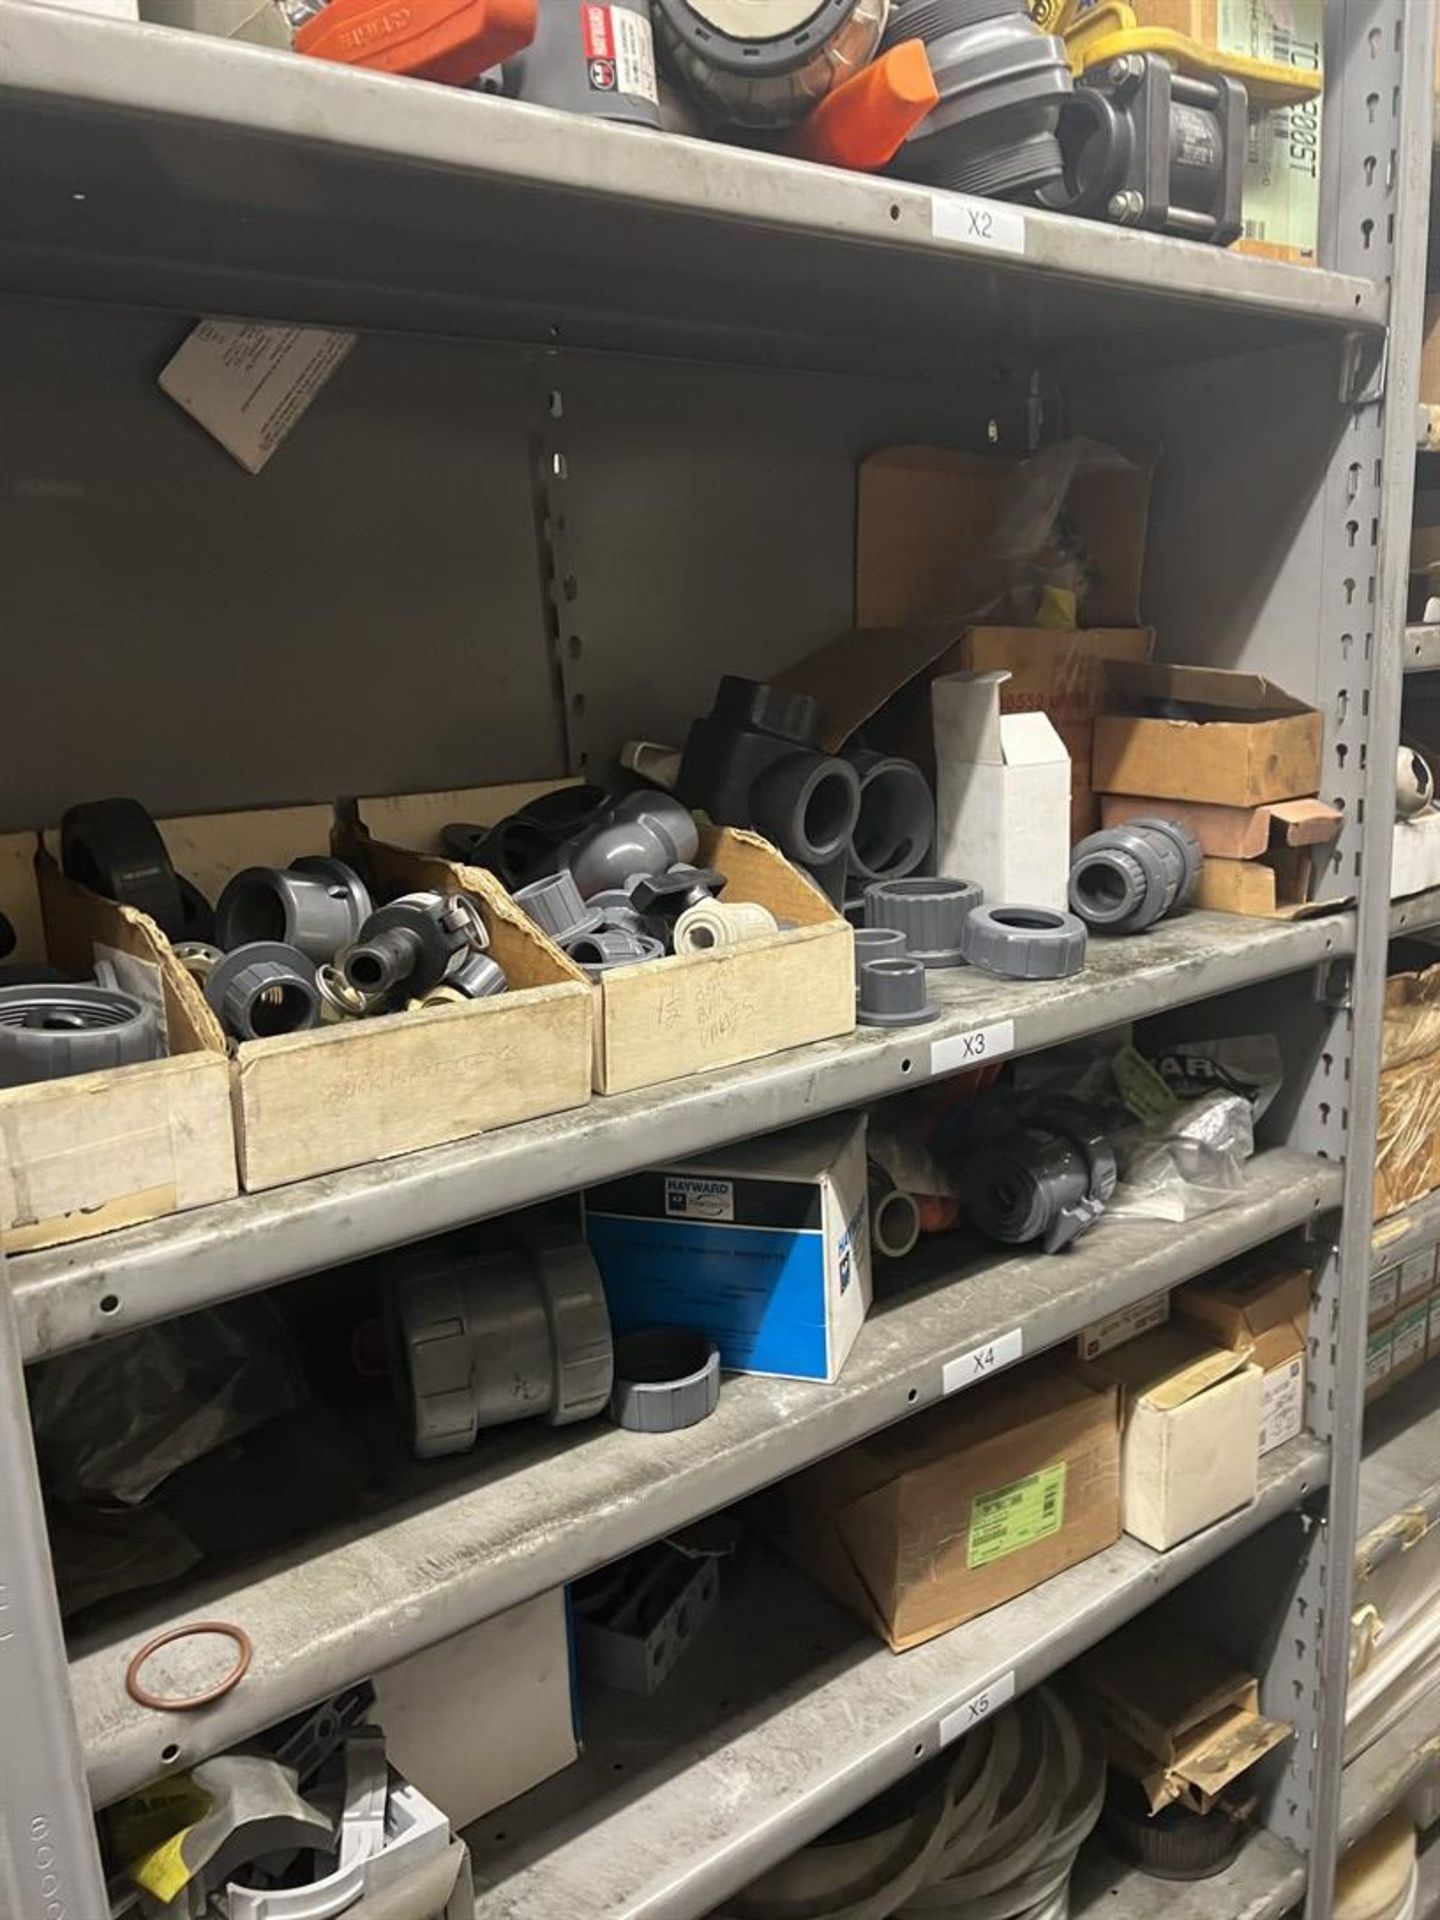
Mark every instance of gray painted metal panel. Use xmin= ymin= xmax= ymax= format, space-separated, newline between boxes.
xmin=68 ymin=1148 xmax=1337 ymax=1809
xmin=1355 ymin=1364 xmax=1440 ymax=1561
xmin=1339 ymin=1685 xmax=1440 ymax=1854
xmin=466 ymin=1445 xmax=1326 ymax=1920
xmin=1405 ymin=626 xmax=1440 ymax=672
xmin=12 ymin=914 xmax=1351 ymax=1360
xmin=1072 ymin=1835 xmax=1306 ymax=1920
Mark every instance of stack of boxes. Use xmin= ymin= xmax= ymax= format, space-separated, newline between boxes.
xmin=1366 ymin=1243 xmax=1440 ymax=1404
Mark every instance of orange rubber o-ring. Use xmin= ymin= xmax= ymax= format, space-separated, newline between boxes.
xmin=124 ymin=1620 xmax=253 ymax=1712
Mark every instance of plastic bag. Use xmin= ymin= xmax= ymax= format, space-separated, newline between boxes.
xmin=1106 ymin=1090 xmax=1256 ymax=1224
xmin=31 ymin=1300 xmax=305 ymax=1506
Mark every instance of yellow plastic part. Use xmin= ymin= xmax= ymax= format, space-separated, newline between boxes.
xmin=1060 ymin=1 xmax=1323 ymax=108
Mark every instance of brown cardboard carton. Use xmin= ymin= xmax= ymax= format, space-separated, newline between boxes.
xmin=1391 ymin=1299 xmax=1431 ymax=1385
xmin=760 ymin=1360 xmax=1121 ymax=1652
xmin=1078 ymin=1616 xmax=1292 ymax=1814
xmin=41 ymin=806 xmax=592 ymax=1193
xmin=0 ymin=831 xmax=235 ymax=1254
xmin=855 ymin=446 xmax=1154 ymax=632
xmin=352 ymin=788 xmax=853 ymax=1097
xmin=1366 ymin=1322 xmax=1395 ymax=1403
xmin=1374 ymin=960 xmax=1440 ymax=1219
xmin=1081 ymin=1325 xmax=1262 ymax=1550
xmin=1423 ymin=294 xmax=1440 ymax=410
xmin=1101 ymin=793 xmax=1340 ymax=862
xmin=1093 ymin=663 xmax=1322 ymax=808
xmin=1174 ymin=1257 xmax=1309 ymax=1455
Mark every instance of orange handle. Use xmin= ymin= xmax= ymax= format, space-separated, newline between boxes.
xmin=784 ymin=40 xmax=938 ymax=172
xmin=297 ymin=0 xmax=537 ymax=85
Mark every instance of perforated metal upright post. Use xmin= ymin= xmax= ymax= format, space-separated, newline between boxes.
xmin=0 ymin=1241 xmax=108 ymax=1920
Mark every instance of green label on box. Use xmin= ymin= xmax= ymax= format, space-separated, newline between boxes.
xmin=1112 ymin=1044 xmax=1182 ymax=1126
xmin=968 ymin=1463 xmax=1067 ymax=1570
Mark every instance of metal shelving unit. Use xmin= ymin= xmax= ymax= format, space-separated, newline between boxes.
xmin=0 ymin=0 xmax=1435 ymax=1916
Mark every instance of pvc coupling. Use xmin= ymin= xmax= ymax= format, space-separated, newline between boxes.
xmin=0 ymin=982 xmax=162 ymax=1087
xmin=845 ymin=748 xmax=935 ymax=885
xmin=1068 ymin=817 xmax=1201 ymax=935
xmin=390 ymin=1233 xmax=613 ymax=1458
xmin=205 ymin=942 xmax=321 ymax=1041
xmin=868 ymin=1161 xmax=921 ymax=1260
xmin=883 ymin=0 xmax=1072 ymax=199
xmin=215 ymin=856 xmax=372 ymax=963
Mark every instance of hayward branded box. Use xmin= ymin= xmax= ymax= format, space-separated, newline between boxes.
xmin=585 ymin=1113 xmax=871 ymax=1383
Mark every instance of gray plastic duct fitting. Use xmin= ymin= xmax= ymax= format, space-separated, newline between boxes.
xmin=342 ymin=893 xmax=473 ymax=1005
xmin=751 ymin=752 xmax=862 ymax=867
xmin=654 ymin=0 xmax=887 ymax=128
xmin=962 ymin=1102 xmax=1117 ymax=1253
xmin=204 ymin=941 xmax=321 ymax=1041
xmin=215 ymin=857 xmax=372 ymax=963
xmin=506 ymin=0 xmax=662 ymax=130
xmin=845 ymin=749 xmax=935 ymax=885
xmin=962 ymin=904 xmax=1087 ymax=979
xmin=562 ymin=927 xmax=666 ymax=976
xmin=884 ymin=0 xmax=1072 ymax=199
xmin=610 ymin=1327 xmax=721 ymax=1432
xmin=852 ymin=925 xmax=907 ymax=986
xmin=0 ymin=983 xmax=162 ymax=1087
xmin=443 ymin=951 xmax=509 ymax=999
xmin=857 ymin=957 xmax=939 ymax=1026
xmin=1068 ymin=818 xmax=1200 ymax=934
xmin=60 ymin=796 xmax=188 ymax=940
xmin=868 ymin=1161 xmax=921 ymax=1260
xmin=558 ymin=791 xmax=701 ymax=901
xmin=513 ymin=869 xmax=604 ymax=944
xmin=392 ymin=1236 xmax=613 ymax=1458
xmin=1398 ymin=746 xmax=1435 ymax=818
xmin=863 ymin=875 xmax=982 ymax=968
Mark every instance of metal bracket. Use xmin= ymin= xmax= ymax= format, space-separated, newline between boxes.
xmin=1313 ymin=958 xmax=1354 ymax=1010
xmin=1339 ymin=328 xmax=1387 ymax=406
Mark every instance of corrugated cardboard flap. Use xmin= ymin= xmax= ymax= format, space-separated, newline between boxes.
xmin=1087 ymin=1323 xmax=1253 ymax=1412
xmin=1106 ymin=1710 xmax=1292 ymax=1814
xmin=1105 ymin=661 xmax=1314 ymax=718
xmin=1269 ymin=799 xmax=1344 ymax=846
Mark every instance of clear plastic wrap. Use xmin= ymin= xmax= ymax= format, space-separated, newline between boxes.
xmin=1106 ymin=1091 xmax=1256 ymax=1224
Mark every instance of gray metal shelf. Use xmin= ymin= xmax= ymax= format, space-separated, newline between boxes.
xmin=68 ymin=1145 xmax=1335 ymax=1810
xmin=0 ymin=0 xmax=1385 ymax=379
xmin=1405 ymin=627 xmax=1440 ymax=672
xmin=465 ymin=1443 xmax=1326 ymax=1920
xmin=1390 ymin=888 xmax=1440 ymax=937
xmin=1339 ymin=1673 xmax=1440 ymax=1855
xmin=11 ymin=911 xmax=1349 ymax=1362
xmin=1357 ymin=1360 xmax=1440 ymax=1556
xmin=1070 ymin=1835 xmax=1306 ymax=1920
xmin=1372 ymin=1190 xmax=1440 ymax=1276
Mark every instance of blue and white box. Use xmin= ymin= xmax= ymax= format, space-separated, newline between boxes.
xmin=585 ymin=1113 xmax=872 ymax=1383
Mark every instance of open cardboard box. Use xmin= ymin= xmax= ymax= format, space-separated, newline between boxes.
xmin=347 ymin=786 xmax=855 ymax=1098
xmin=40 ymin=804 xmax=593 ymax=1194
xmin=1102 ymin=791 xmax=1345 ymax=921
xmin=0 ymin=831 xmax=236 ymax=1253
xmin=1094 ymin=663 xmax=1323 ymax=809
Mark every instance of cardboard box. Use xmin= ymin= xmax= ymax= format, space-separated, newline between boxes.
xmin=1174 ymin=1258 xmax=1309 ymax=1456
xmin=855 ymin=445 xmax=1154 ymax=632
xmin=42 ymin=806 xmax=593 ymax=1193
xmin=352 ymin=789 xmax=853 ymax=1098
xmin=1366 ymin=1322 xmax=1395 ymax=1403
xmin=1077 ymin=1615 xmax=1292 ymax=1814
xmin=1078 ymin=1290 xmax=1170 ymax=1363
xmin=1093 ymin=663 xmax=1322 ymax=809
xmin=1424 ymin=295 xmax=1440 ymax=412
xmin=1082 ymin=1325 xmax=1262 ymax=1551
xmin=1102 ymin=791 xmax=1344 ymax=919
xmin=1369 ymin=1267 xmax=1400 ymax=1329
xmin=1392 ymin=1300 xmax=1431 ymax=1385
xmin=1391 ymin=811 xmax=1440 ymax=902
xmin=933 ymin=671 xmax=1070 ymax=912
xmin=372 ymin=1588 xmax=577 ymax=1828
xmin=762 ymin=1359 xmax=1121 ymax=1650
xmin=1400 ymin=1249 xmax=1437 ymax=1306
xmin=1374 ymin=960 xmax=1440 ymax=1220
xmin=585 ymin=1112 xmax=871 ymax=1384
xmin=1428 ymin=1290 xmax=1440 ymax=1360
xmin=0 ymin=832 xmax=236 ymax=1254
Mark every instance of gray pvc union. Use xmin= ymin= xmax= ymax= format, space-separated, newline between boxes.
xmin=857 ymin=956 xmax=939 ymax=1026
xmin=0 ymin=983 xmax=162 ymax=1087
xmin=610 ymin=1327 xmax=721 ymax=1432
xmin=215 ymin=857 xmax=372 ymax=964
xmin=507 ymin=0 xmax=661 ymax=129
xmin=863 ymin=875 xmax=982 ymax=968
xmin=204 ymin=941 xmax=321 ymax=1040
xmin=513 ymin=869 xmax=603 ymax=943
xmin=962 ymin=905 xmax=1087 ymax=980
xmin=1069 ymin=818 xmax=1200 ymax=933
xmin=1129 ymin=815 xmax=1203 ymax=906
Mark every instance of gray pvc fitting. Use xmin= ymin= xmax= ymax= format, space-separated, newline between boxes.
xmin=610 ymin=1327 xmax=721 ymax=1432
xmin=588 ymin=888 xmax=647 ymax=934
xmin=962 ymin=905 xmax=1087 ymax=980
xmin=204 ymin=941 xmax=321 ymax=1040
xmin=845 ymin=749 xmax=935 ymax=884
xmin=561 ymin=928 xmax=666 ymax=977
xmin=559 ymin=792 xmax=701 ymax=901
xmin=751 ymin=751 xmax=862 ymax=866
xmin=507 ymin=0 xmax=661 ymax=130
xmin=215 ymin=857 xmax=372 ymax=964
xmin=857 ymin=956 xmax=940 ymax=1026
xmin=864 ymin=875 xmax=983 ymax=968
xmin=852 ymin=925 xmax=907 ymax=986
xmin=0 ymin=983 xmax=162 ymax=1087
xmin=444 ymin=951 xmax=509 ymax=999
xmin=512 ymin=869 xmax=603 ymax=944
xmin=1068 ymin=817 xmax=1201 ymax=934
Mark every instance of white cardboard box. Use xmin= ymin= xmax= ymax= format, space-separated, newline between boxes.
xmin=585 ymin=1112 xmax=872 ymax=1383
xmin=1084 ymin=1326 xmax=1263 ymax=1552
xmin=372 ymin=1589 xmax=577 ymax=1830
xmin=1391 ymin=810 xmax=1440 ymax=899
xmin=1399 ymin=1248 xmax=1437 ymax=1305
xmin=933 ymin=670 xmax=1070 ymax=913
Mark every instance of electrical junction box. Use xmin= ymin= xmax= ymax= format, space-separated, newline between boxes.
xmin=585 ymin=1112 xmax=871 ymax=1384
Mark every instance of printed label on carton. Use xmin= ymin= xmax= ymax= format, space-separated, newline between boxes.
xmin=1259 ymin=1356 xmax=1304 ymax=1454
xmin=1394 ymin=1304 xmax=1429 ymax=1371
xmin=664 ymin=1175 xmax=735 ymax=1222
xmin=159 ymin=319 xmax=355 ymax=474
xmin=967 ymin=1463 xmax=1066 ymax=1570
xmin=1370 ymin=1267 xmax=1400 ymax=1324
xmin=1079 ymin=1291 xmax=1170 ymax=1361
xmin=1400 ymin=1249 xmax=1437 ymax=1303
xmin=1366 ymin=1327 xmax=1394 ymax=1392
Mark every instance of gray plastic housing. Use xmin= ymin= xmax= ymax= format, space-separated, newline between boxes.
xmin=863 ymin=875 xmax=983 ymax=968
xmin=205 ymin=941 xmax=321 ymax=1040
xmin=0 ymin=983 xmax=162 ymax=1087
xmin=856 ymin=956 xmax=940 ymax=1027
xmin=215 ymin=856 xmax=372 ymax=963
xmin=961 ymin=905 xmax=1087 ymax=980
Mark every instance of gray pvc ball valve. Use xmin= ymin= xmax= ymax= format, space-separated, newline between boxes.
xmin=204 ymin=941 xmax=321 ymax=1041
xmin=1068 ymin=817 xmax=1201 ymax=934
xmin=864 ymin=876 xmax=983 ymax=968
xmin=857 ymin=957 xmax=939 ymax=1026
xmin=215 ymin=857 xmax=372 ymax=964
xmin=557 ymin=792 xmax=700 ymax=901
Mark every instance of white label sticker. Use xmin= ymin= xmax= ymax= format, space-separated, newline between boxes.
xmin=938 ymin=1671 xmax=1016 ymax=1748
xmin=929 ymin=1020 xmax=1015 ymax=1078
xmin=159 ymin=319 xmax=355 ymax=474
xmin=930 ymin=194 xmax=1026 ymax=258
xmin=612 ymin=4 xmax=657 ymax=102
xmin=942 ymin=1328 xmax=1023 ymax=1395
xmin=1258 ymin=1357 xmax=1304 ymax=1455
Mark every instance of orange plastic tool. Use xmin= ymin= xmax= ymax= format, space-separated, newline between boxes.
xmin=784 ymin=40 xmax=938 ymax=172
xmin=297 ymin=0 xmax=537 ymax=86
